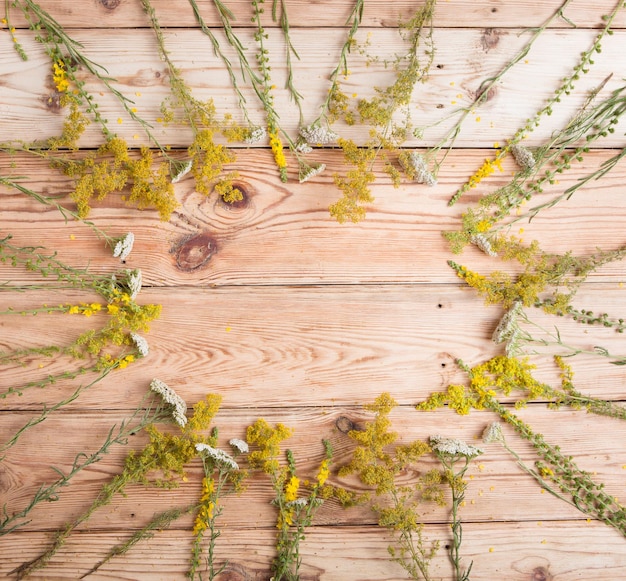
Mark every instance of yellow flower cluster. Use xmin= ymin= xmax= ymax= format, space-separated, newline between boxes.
xmin=193 ymin=477 xmax=216 ymax=536
xmin=467 ymin=156 xmax=503 ymax=190
xmin=52 ymin=60 xmax=70 ymax=93
xmin=246 ymin=418 xmax=294 ymax=474
xmin=416 ymin=355 xmax=551 ymax=415
xmin=268 ymin=130 xmax=288 ymax=182
xmin=66 ymin=302 xmax=103 ymax=317
xmin=188 ymin=129 xmax=236 ymax=196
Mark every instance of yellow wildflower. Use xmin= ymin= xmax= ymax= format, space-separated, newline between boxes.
xmin=52 ymin=61 xmax=70 ymax=93
xmin=316 ymin=460 xmax=330 ymax=487
xmin=284 ymin=476 xmax=300 ymax=503
xmin=269 ymin=130 xmax=288 ymax=182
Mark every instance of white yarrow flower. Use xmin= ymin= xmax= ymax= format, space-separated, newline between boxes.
xmin=482 ymin=422 xmax=504 ymax=444
xmin=150 ymin=378 xmax=188 ymax=428
xmin=196 ymin=443 xmax=239 ymax=471
xmin=244 ymin=126 xmax=267 ymax=144
xmin=112 ymin=232 xmax=135 ymax=262
xmin=299 ymin=123 xmax=338 ymax=145
xmin=295 ymin=141 xmax=313 ymax=154
xmin=510 ymin=144 xmax=536 ymax=170
xmin=299 ymin=163 xmax=326 ymax=184
xmin=429 ymin=435 xmax=483 ymax=459
xmin=286 ymin=498 xmax=308 ymax=508
xmin=471 ymin=234 xmax=498 ymax=257
xmin=399 ymin=151 xmax=437 ymax=186
xmin=131 ymin=332 xmax=149 ymax=358
xmin=492 ymin=301 xmax=522 ymax=344
xmin=127 ymin=269 xmax=142 ymax=300
xmin=229 ymin=438 xmax=249 ymax=454
xmin=171 ymin=160 xmax=193 ymax=184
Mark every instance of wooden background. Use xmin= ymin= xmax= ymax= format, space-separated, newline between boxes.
xmin=2 ymin=1 xmax=626 ymax=579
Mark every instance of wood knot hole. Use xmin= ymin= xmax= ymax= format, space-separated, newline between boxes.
xmin=336 ymin=416 xmax=357 ymax=434
xmin=99 ymin=0 xmax=121 ymax=9
xmin=481 ymin=28 xmax=501 ymax=52
xmin=174 ymin=232 xmax=218 ymax=272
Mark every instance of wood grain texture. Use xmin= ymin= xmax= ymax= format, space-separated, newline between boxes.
xmin=2 ymin=1 xmax=626 ymax=579
xmin=1 ymin=28 xmax=626 ymax=147
xmin=7 ymin=0 xmax=626 ymax=29
xmin=2 ymin=149 xmax=626 ymax=286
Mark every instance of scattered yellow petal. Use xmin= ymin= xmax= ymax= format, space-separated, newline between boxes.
xmin=117 ymin=118 xmax=123 ymax=124
xmin=586 ymin=518 xmax=591 ymax=523
xmin=451 ymin=100 xmax=457 ymax=105
xmin=131 ymin=107 xmax=137 ymax=113
xmin=469 ymin=474 xmax=474 ymax=479
xmin=133 ymin=134 xmax=139 ymax=140
xmin=489 ymin=486 xmax=495 ymax=491
xmin=478 ymin=463 xmax=485 ymax=471
xmin=488 ymin=547 xmax=494 ymax=553
xmin=135 ymin=91 xmax=142 ymax=97
xmin=475 ymin=116 xmax=481 ymax=122
xmin=69 ymin=234 xmax=76 ymax=240
xmin=519 ymin=228 xmax=524 ymax=234
xmin=524 ymin=59 xmax=529 ymax=64
xmin=541 ymin=539 xmax=547 ymax=544
xmin=352 ymin=93 xmax=357 ymax=98
xmin=450 ymin=81 xmax=455 ymax=86
xmin=541 ymin=489 xmax=546 ymax=494
xmin=225 ymin=326 xmax=231 ymax=332
xmin=470 ymin=499 xmax=475 ymax=505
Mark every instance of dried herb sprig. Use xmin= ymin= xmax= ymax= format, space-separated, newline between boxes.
xmin=430 ymin=436 xmax=482 ymax=581
xmin=11 ymin=387 xmax=223 ymax=580
xmin=190 ymin=439 xmax=247 ymax=580
xmin=80 ymin=504 xmax=198 ymax=579
xmin=0 ymin=396 xmax=174 ymax=537
xmin=447 ymin=0 xmax=625 ymax=205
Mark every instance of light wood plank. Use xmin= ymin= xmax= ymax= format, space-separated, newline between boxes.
xmin=1 ymin=28 xmax=625 ymax=147
xmin=3 ymin=149 xmax=626 ymax=286
xmin=6 ymin=0 xmax=626 ymax=29
xmin=2 ymin=284 xmax=626 ymax=410
xmin=2 ymin=406 xmax=626 ymax=533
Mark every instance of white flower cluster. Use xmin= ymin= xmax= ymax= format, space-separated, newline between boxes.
xmin=299 ymin=123 xmax=338 ymax=146
xmin=286 ymin=498 xmax=308 ymax=508
xmin=196 ymin=443 xmax=239 ymax=471
xmin=112 ymin=232 xmax=134 ymax=262
xmin=482 ymin=422 xmax=504 ymax=444
xmin=299 ymin=163 xmax=326 ymax=184
xmin=229 ymin=438 xmax=249 ymax=454
xmin=492 ymin=301 xmax=524 ymax=356
xmin=244 ymin=126 xmax=267 ymax=144
xmin=429 ymin=435 xmax=483 ymax=459
xmin=470 ymin=234 xmax=498 ymax=257
xmin=399 ymin=152 xmax=437 ymax=186
xmin=150 ymin=378 xmax=188 ymax=428
xmin=510 ymin=144 xmax=535 ymax=170
xmin=295 ymin=141 xmax=313 ymax=154
xmin=131 ymin=332 xmax=149 ymax=358
xmin=171 ymin=160 xmax=193 ymax=184
xmin=127 ymin=268 xmax=142 ymax=300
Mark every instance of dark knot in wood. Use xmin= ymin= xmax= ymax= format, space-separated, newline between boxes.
xmin=335 ymin=416 xmax=357 ymax=434
xmin=481 ymin=28 xmax=500 ymax=52
xmin=531 ymin=566 xmax=552 ymax=581
xmin=99 ymin=0 xmax=121 ymax=9
xmin=174 ymin=232 xmax=218 ymax=271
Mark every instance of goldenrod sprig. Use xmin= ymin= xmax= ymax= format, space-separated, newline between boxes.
xmin=11 ymin=390 xmax=223 ymax=579
xmin=339 ymin=393 xmax=443 ymax=580
xmin=190 ymin=440 xmax=247 ymax=580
